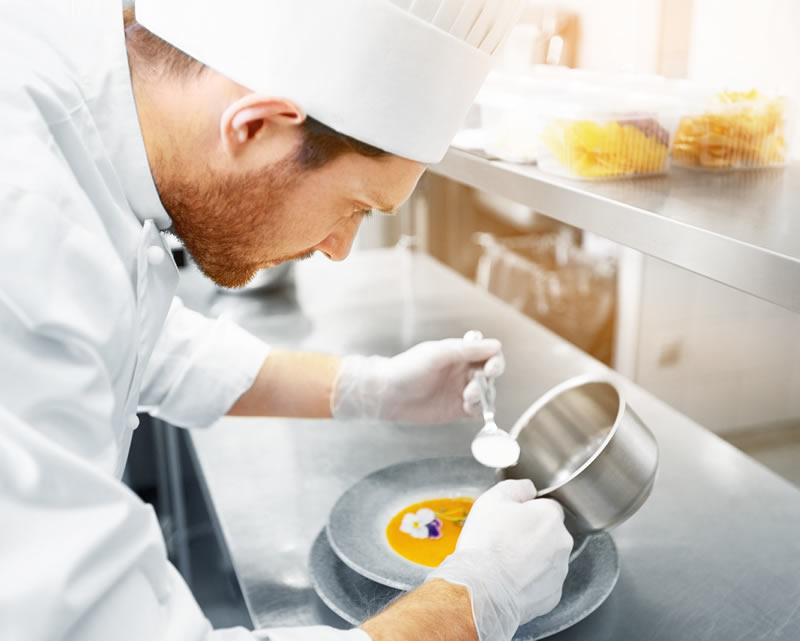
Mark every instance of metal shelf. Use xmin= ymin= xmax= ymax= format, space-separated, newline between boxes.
xmin=430 ymin=148 xmax=800 ymax=313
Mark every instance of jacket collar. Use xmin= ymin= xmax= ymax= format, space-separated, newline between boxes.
xmin=81 ymin=0 xmax=172 ymax=232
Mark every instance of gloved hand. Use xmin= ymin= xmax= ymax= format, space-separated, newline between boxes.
xmin=330 ymin=335 xmax=505 ymax=423
xmin=427 ymin=480 xmax=573 ymax=641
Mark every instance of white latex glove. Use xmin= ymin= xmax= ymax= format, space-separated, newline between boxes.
xmin=427 ymin=480 xmax=573 ymax=641
xmin=331 ymin=336 xmax=505 ymax=423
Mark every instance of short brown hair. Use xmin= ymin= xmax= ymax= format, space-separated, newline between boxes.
xmin=123 ymin=8 xmax=387 ymax=169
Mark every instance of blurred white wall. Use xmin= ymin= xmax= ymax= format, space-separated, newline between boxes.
xmin=688 ymin=0 xmax=800 ymax=91
xmin=688 ymin=0 xmax=800 ymax=157
xmin=548 ymin=0 xmax=663 ymax=72
xmin=658 ymin=0 xmax=693 ymax=77
xmin=543 ymin=0 xmax=800 ymax=121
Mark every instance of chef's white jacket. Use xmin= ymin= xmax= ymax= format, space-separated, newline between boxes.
xmin=0 ymin=2 xmax=368 ymax=641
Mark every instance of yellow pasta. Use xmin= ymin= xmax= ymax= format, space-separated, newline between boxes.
xmin=672 ymin=90 xmax=787 ymax=169
xmin=541 ymin=119 xmax=670 ymax=179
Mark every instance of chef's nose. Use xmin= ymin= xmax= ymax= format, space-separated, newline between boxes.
xmin=314 ymin=216 xmax=363 ymax=262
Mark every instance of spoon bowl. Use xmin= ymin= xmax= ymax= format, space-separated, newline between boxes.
xmin=467 ymin=351 xmax=520 ymax=469
xmin=471 ymin=424 xmax=521 ymax=468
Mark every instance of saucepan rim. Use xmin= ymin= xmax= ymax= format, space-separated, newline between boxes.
xmin=507 ymin=372 xmax=626 ymax=497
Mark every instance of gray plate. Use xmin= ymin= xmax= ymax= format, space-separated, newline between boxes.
xmin=310 ymin=528 xmax=620 ymax=640
xmin=326 ymin=457 xmax=588 ymax=591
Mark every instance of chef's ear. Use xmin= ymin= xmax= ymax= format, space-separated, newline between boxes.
xmin=220 ymin=95 xmax=306 ymax=155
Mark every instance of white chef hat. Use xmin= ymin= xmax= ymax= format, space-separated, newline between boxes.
xmin=134 ymin=0 xmax=524 ymax=163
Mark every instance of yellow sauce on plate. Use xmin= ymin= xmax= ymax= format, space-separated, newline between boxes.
xmin=385 ymin=497 xmax=474 ymax=567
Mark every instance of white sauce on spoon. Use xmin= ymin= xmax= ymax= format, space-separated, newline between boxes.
xmin=471 ymin=432 xmax=521 ymax=469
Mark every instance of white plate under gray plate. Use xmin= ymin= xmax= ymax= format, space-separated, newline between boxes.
xmin=309 ymin=529 xmax=620 ymax=640
xmin=325 ymin=457 xmax=589 ymax=591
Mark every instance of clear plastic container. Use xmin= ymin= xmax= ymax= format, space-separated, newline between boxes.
xmin=477 ymin=69 xmax=574 ymax=163
xmin=474 ymin=72 xmax=795 ymax=176
xmin=535 ymin=86 xmax=676 ymax=180
xmin=671 ymin=90 xmax=792 ymax=170
xmin=478 ymin=94 xmax=547 ymax=163
xmin=476 ymin=70 xmax=676 ymax=178
xmin=537 ymin=111 xmax=673 ymax=179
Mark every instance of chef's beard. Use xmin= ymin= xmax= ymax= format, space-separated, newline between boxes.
xmin=159 ymin=154 xmax=311 ymax=288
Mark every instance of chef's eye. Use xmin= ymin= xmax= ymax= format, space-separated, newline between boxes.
xmin=354 ymin=207 xmax=373 ymax=218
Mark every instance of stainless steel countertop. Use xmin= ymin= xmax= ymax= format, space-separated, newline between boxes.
xmin=431 ymin=149 xmax=800 ymax=314
xmin=184 ymin=248 xmax=800 ymax=639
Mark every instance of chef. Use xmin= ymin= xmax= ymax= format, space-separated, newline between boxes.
xmin=0 ymin=1 xmax=573 ymax=640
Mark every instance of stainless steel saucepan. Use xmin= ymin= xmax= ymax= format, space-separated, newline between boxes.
xmin=498 ymin=374 xmax=658 ymax=534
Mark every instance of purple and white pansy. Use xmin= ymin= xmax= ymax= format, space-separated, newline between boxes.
xmin=400 ymin=508 xmax=443 ymax=539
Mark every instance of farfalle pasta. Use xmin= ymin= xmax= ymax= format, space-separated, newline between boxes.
xmin=540 ymin=117 xmax=671 ymax=179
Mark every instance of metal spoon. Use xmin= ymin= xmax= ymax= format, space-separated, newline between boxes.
xmin=465 ymin=331 xmax=521 ymax=469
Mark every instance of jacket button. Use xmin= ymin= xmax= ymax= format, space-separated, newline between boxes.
xmin=127 ymin=414 xmax=140 ymax=430
xmin=147 ymin=245 xmax=166 ymax=266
